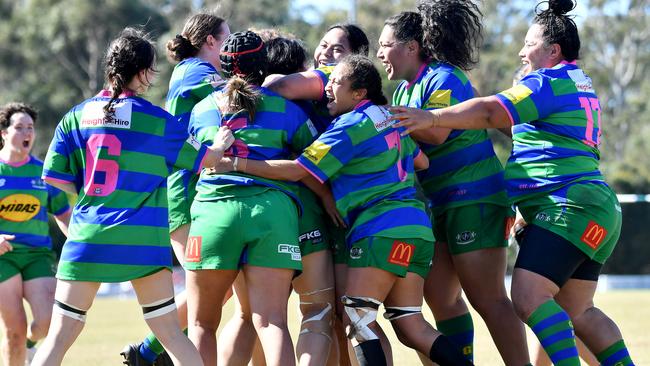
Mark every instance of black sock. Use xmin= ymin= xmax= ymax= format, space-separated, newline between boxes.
xmin=353 ymin=339 xmax=387 ymax=366
xmin=429 ymin=335 xmax=473 ymax=366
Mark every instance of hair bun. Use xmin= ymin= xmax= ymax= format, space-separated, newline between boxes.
xmin=548 ymin=0 xmax=575 ymax=15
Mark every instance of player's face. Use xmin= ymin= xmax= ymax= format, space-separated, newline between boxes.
xmin=2 ymin=113 xmax=35 ymax=155
xmin=314 ymin=28 xmax=352 ymax=68
xmin=210 ymin=22 xmax=231 ymax=71
xmin=519 ymin=23 xmax=556 ymax=71
xmin=377 ymin=25 xmax=411 ymax=81
xmin=325 ymin=64 xmax=362 ymax=117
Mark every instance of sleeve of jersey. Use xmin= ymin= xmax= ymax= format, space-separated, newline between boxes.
xmin=42 ymin=121 xmax=76 ymax=185
xmin=421 ymin=74 xmax=464 ymax=111
xmin=289 ymin=106 xmax=319 ymax=152
xmin=166 ymin=114 xmax=209 ymax=173
xmin=312 ymin=66 xmax=333 ymax=101
xmin=296 ymin=123 xmax=353 ymax=184
xmin=47 ymin=185 xmax=70 ymax=216
xmin=187 ymin=63 xmax=218 ymax=101
xmin=495 ymin=72 xmax=553 ymax=125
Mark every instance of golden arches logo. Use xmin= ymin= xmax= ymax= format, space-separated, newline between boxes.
xmin=0 ymin=194 xmax=41 ymax=222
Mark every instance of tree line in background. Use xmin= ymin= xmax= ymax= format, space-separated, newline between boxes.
xmin=1 ymin=0 xmax=649 ymax=192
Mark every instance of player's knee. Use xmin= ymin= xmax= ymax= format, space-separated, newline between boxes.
xmin=142 ymin=297 xmax=176 ymax=320
xmin=2 ymin=324 xmax=27 ymax=347
xmin=384 ymin=306 xmax=422 ymax=348
xmin=300 ymin=302 xmax=334 ymax=342
xmin=341 ymin=295 xmax=382 ymax=345
xmin=54 ymin=299 xmax=87 ymax=323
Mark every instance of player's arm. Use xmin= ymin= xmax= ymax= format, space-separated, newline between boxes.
xmin=0 ymin=234 xmax=15 ymax=256
xmin=300 ymin=174 xmax=345 ymax=227
xmin=54 ymin=208 xmax=72 ymax=237
xmin=265 ymin=71 xmax=326 ymax=101
xmin=43 ymin=180 xmax=77 ymax=195
xmin=391 ymin=96 xmax=511 ymax=134
xmin=216 ymin=157 xmax=309 ymax=182
xmin=408 ymin=127 xmax=452 ymax=145
xmin=414 ymin=150 xmax=429 ymax=171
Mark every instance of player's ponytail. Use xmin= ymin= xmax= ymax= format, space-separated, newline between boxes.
xmin=339 ymin=55 xmax=388 ymax=106
xmin=166 ymin=12 xmax=226 ymax=63
xmin=534 ymin=0 xmax=580 ymax=61
xmin=220 ymin=76 xmax=262 ymax=120
xmin=416 ymin=0 xmax=483 ymax=70
xmin=103 ymin=27 xmax=156 ymax=120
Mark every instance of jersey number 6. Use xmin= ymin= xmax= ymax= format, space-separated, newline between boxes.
xmin=84 ymin=134 xmax=121 ymax=196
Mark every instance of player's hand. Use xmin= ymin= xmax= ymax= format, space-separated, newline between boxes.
xmin=0 ymin=235 xmax=15 ymax=256
xmin=206 ymin=156 xmax=235 ymax=175
xmin=321 ymin=192 xmax=346 ymax=228
xmin=212 ymin=126 xmax=235 ymax=152
xmin=389 ymin=106 xmax=437 ymax=135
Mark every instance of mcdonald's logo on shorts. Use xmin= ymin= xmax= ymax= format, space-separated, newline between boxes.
xmin=185 ymin=236 xmax=202 ymax=262
xmin=388 ymin=241 xmax=415 ymax=267
xmin=580 ymin=221 xmax=607 ymax=249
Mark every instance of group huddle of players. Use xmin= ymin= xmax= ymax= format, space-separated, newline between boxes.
xmin=0 ymin=0 xmax=636 ymax=365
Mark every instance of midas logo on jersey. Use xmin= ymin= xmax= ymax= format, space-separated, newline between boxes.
xmin=0 ymin=194 xmax=41 ymax=222
xmin=388 ymin=241 xmax=415 ymax=267
xmin=501 ymin=84 xmax=533 ymax=104
xmin=581 ymin=221 xmax=607 ymax=249
xmin=278 ymin=244 xmax=301 ymax=261
xmin=80 ymin=100 xmax=132 ymax=129
xmin=424 ymin=90 xmax=451 ymax=109
xmin=303 ymin=140 xmax=331 ymax=165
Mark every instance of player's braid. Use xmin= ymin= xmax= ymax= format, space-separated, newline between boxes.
xmin=103 ymin=28 xmax=156 ymax=119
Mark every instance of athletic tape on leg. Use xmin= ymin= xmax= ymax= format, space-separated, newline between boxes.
xmin=142 ymin=297 xmax=176 ymax=320
xmin=342 ymin=296 xmax=381 ymax=344
xmin=54 ymin=300 xmax=87 ymax=322
xmin=383 ymin=306 xmax=421 ymax=321
xmin=299 ymin=303 xmax=333 ymax=342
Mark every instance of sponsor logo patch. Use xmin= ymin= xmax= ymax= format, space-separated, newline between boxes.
xmin=299 ymin=229 xmax=322 ymax=244
xmin=0 ymin=179 xmax=5 ymax=187
xmin=204 ymin=73 xmax=226 ymax=88
xmin=567 ymin=69 xmax=595 ymax=93
xmin=303 ymin=140 xmax=331 ymax=165
xmin=185 ymin=236 xmax=202 ymax=262
xmin=31 ymin=178 xmax=47 ymax=189
xmin=186 ymin=135 xmax=201 ymax=151
xmin=424 ymin=89 xmax=451 ymax=109
xmin=581 ymin=221 xmax=607 ymax=249
xmin=364 ymin=105 xmax=394 ymax=132
xmin=0 ymin=194 xmax=41 ymax=222
xmin=535 ymin=212 xmax=552 ymax=222
xmin=349 ymin=246 xmax=363 ymax=259
xmin=501 ymin=84 xmax=533 ymax=104
xmin=80 ymin=100 xmax=132 ymax=129
xmin=306 ymin=119 xmax=318 ymax=137
xmin=278 ymin=244 xmax=301 ymax=261
xmin=388 ymin=241 xmax=414 ymax=267
xmin=455 ymin=231 xmax=477 ymax=245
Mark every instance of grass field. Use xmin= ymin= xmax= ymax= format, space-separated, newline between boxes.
xmin=8 ymin=291 xmax=650 ymax=365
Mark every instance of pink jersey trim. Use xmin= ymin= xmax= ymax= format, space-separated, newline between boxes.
xmin=560 ymin=60 xmax=577 ymax=65
xmin=496 ymin=98 xmax=515 ymax=127
xmin=296 ymin=160 xmax=325 ymax=184
xmin=353 ymin=99 xmax=371 ymax=111
xmin=406 ymin=63 xmax=428 ymax=89
xmin=96 ymin=89 xmax=137 ymax=98
xmin=196 ymin=150 xmax=209 ymax=175
xmin=0 ymin=156 xmax=30 ymax=167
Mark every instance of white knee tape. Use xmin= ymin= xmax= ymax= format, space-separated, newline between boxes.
xmin=342 ymin=296 xmax=381 ymax=344
xmin=142 ymin=297 xmax=176 ymax=320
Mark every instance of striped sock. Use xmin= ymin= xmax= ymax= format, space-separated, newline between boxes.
xmin=597 ymin=340 xmax=634 ymax=366
xmin=436 ymin=313 xmax=474 ymax=362
xmin=139 ymin=332 xmax=165 ymax=363
xmin=26 ymin=339 xmax=37 ymax=349
xmin=527 ymin=300 xmax=580 ymax=366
